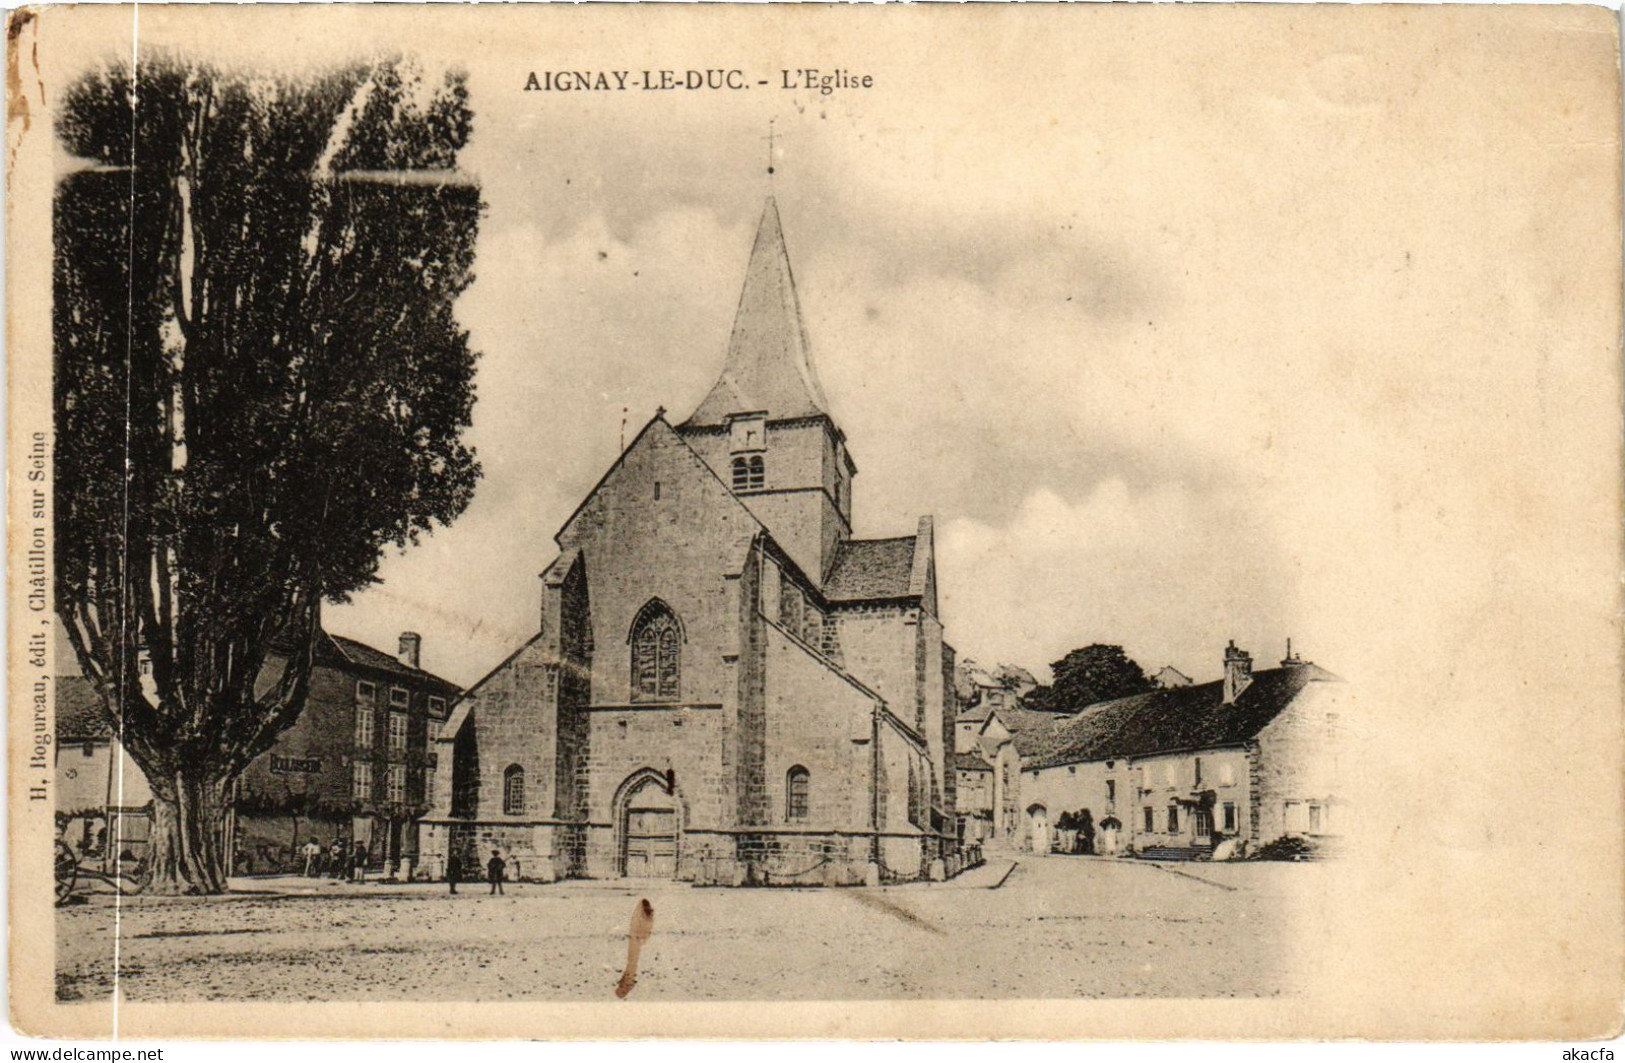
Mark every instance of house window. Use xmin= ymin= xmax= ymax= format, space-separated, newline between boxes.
xmin=786 ymin=766 xmax=810 ymax=823
xmin=1220 ymin=762 xmax=1236 ymax=786
xmin=356 ymin=680 xmax=376 ymax=701
xmin=427 ymin=719 xmax=442 ymax=748
xmin=1194 ymin=757 xmax=1203 ymax=785
xmin=428 ymin=695 xmax=446 ymax=717
xmin=1223 ymin=801 xmax=1237 ymax=831
xmin=748 ymin=455 xmax=765 ymax=489
xmin=631 ymin=600 xmax=681 ymax=701
xmin=389 ymin=687 xmax=409 ymax=709
xmin=1140 ymin=765 xmax=1153 ymax=791
xmin=1143 ymin=807 xmax=1154 ymax=832
xmin=1164 ymin=763 xmax=1178 ymax=788
xmin=387 ymin=764 xmax=405 ymax=803
xmin=352 ymin=762 xmax=373 ymax=801
xmin=1167 ymin=806 xmax=1179 ymax=833
xmin=388 ymin=712 xmax=408 ymax=752
xmin=1106 ymin=779 xmax=1116 ymax=805
xmin=1284 ymin=800 xmax=1307 ymax=833
xmin=1309 ymin=804 xmax=1323 ymax=832
xmin=732 ymin=457 xmax=750 ymax=491
xmin=504 ymin=765 xmax=526 ymax=815
xmin=653 ymin=481 xmax=662 ymax=501
xmin=355 ymin=706 xmax=375 ymax=750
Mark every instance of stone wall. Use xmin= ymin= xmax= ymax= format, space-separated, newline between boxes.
xmin=761 ymin=620 xmax=876 ymax=831
xmin=1251 ymin=679 xmax=1347 ymax=844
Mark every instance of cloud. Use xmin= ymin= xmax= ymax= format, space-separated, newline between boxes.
xmin=938 ymin=481 xmax=1296 ymax=684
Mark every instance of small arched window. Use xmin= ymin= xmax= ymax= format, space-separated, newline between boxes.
xmin=786 ymin=765 xmax=810 ymax=823
xmin=503 ymin=765 xmax=526 ymax=815
xmin=748 ymin=455 xmax=765 ymax=489
xmin=631 ymin=599 xmax=681 ymax=701
xmin=732 ymin=457 xmax=750 ymax=491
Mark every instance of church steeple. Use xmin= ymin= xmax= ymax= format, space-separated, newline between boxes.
xmin=683 ymin=197 xmax=831 ymax=428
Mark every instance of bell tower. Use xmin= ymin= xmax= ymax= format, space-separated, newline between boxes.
xmin=678 ymin=196 xmax=855 ymax=583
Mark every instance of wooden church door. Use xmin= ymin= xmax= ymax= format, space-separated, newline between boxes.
xmin=620 ymin=775 xmax=678 ymax=878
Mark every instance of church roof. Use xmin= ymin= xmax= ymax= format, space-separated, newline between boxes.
xmin=683 ymin=197 xmax=832 ymax=428
xmin=823 ymin=536 xmax=919 ymax=602
xmin=1026 ymin=664 xmax=1340 ymax=769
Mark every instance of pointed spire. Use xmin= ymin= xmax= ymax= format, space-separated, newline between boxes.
xmin=683 ymin=197 xmax=831 ymax=428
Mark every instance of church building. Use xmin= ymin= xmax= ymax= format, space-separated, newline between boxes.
xmin=422 ymin=197 xmax=961 ymax=885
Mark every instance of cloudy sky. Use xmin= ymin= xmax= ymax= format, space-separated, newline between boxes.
xmin=268 ymin=6 xmax=1610 ymax=694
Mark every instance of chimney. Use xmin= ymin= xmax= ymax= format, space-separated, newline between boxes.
xmin=397 ymin=631 xmax=422 ymax=671
xmin=1280 ymin=638 xmax=1305 ymax=669
xmin=1222 ymin=641 xmax=1253 ymax=704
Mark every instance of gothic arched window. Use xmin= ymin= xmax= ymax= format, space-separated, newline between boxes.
xmin=786 ymin=766 xmax=810 ymax=823
xmin=732 ymin=457 xmax=750 ymax=491
xmin=503 ymin=765 xmax=526 ymax=815
xmin=748 ymin=455 xmax=765 ymax=489
xmin=631 ymin=600 xmax=681 ymax=701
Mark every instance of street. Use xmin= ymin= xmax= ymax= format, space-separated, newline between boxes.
xmin=56 ymin=856 xmax=1319 ymax=1002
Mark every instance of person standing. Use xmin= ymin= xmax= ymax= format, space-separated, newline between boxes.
xmin=351 ymin=841 xmax=368 ymax=883
xmin=301 ymin=837 xmax=322 ymax=877
xmin=486 ymin=849 xmax=506 ymax=895
xmin=446 ymin=852 xmax=462 ymax=896
xmin=328 ymin=839 xmax=345 ymax=879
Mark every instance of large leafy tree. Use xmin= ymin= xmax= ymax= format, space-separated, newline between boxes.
xmin=53 ymin=55 xmax=482 ymax=893
xmin=1025 ymin=644 xmax=1154 ymax=713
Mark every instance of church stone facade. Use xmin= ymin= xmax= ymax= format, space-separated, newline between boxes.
xmin=422 ymin=198 xmax=960 ymax=885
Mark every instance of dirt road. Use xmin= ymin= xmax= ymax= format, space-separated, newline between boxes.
xmin=56 ymin=856 xmax=1317 ymax=1002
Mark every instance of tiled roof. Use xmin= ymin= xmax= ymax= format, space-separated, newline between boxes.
xmin=57 ymin=676 xmax=111 ymax=741
xmin=268 ymin=630 xmax=461 ymax=692
xmin=953 ymin=750 xmax=993 ymax=772
xmin=992 ymin=704 xmax=1071 ymax=757
xmin=823 ymin=536 xmax=919 ymax=602
xmin=957 ymin=702 xmax=993 ymax=724
xmin=1027 ymin=664 xmax=1339 ymax=769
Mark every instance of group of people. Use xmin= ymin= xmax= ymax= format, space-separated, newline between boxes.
xmin=297 ymin=837 xmax=512 ymax=893
xmin=299 ymin=837 xmax=371 ymax=881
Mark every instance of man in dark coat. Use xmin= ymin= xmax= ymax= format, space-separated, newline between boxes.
xmin=446 ymin=852 xmax=462 ymax=895
xmin=487 ymin=849 xmax=506 ymax=895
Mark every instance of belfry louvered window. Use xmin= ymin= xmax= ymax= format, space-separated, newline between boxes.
xmin=731 ymin=455 xmax=765 ymax=491
xmin=631 ymin=600 xmax=681 ymax=701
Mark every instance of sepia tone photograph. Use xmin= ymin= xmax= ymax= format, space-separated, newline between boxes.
xmin=6 ymin=1 xmax=1622 ymax=1043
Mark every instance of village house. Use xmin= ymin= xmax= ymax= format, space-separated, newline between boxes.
xmin=1017 ymin=642 xmax=1346 ymax=858
xmin=55 ymin=628 xmax=459 ymax=878
xmin=234 ymin=631 xmax=461 ymax=876
xmin=954 ymin=675 xmax=1068 ymax=849
xmin=55 ymin=675 xmax=154 ymax=874
xmin=421 ymin=196 xmax=960 ymax=886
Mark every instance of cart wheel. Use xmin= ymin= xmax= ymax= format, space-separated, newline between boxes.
xmin=54 ymin=841 xmax=78 ymax=906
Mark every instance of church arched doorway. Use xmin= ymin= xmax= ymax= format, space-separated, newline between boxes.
xmin=616 ymin=769 xmax=680 ymax=878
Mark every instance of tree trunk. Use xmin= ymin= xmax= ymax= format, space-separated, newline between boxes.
xmin=145 ymin=769 xmax=231 ymax=894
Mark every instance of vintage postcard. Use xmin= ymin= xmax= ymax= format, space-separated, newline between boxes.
xmin=6 ymin=1 xmax=1622 ymax=1042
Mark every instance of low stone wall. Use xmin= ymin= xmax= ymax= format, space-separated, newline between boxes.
xmin=423 ymin=821 xmax=963 ymax=886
